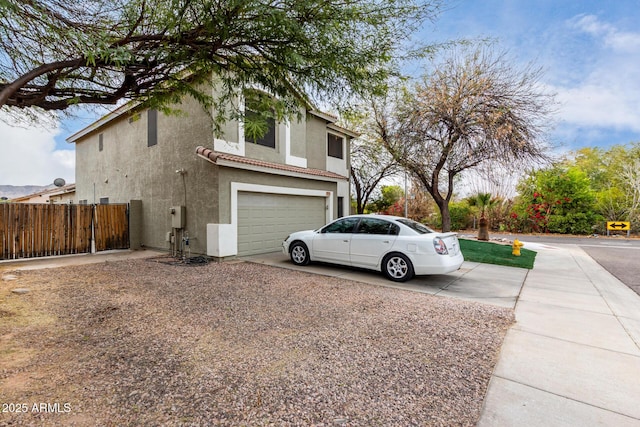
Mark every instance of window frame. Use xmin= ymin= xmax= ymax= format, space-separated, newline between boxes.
xmin=244 ymin=108 xmax=276 ymax=149
xmin=327 ymin=132 xmax=344 ymax=159
xmin=147 ymin=109 xmax=158 ymax=147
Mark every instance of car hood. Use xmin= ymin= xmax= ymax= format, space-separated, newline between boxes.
xmin=287 ymin=229 xmax=318 ymax=239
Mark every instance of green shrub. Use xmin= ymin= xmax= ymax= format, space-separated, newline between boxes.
xmin=438 ymin=201 xmax=472 ymax=230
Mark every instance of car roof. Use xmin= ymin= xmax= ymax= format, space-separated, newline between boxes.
xmin=342 ymin=214 xmax=405 ymax=221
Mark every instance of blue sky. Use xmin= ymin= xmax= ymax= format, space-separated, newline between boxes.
xmin=1 ymin=0 xmax=639 ymax=186
xmin=428 ymin=0 xmax=640 ymax=151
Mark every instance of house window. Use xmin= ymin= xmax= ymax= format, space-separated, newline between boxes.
xmin=147 ymin=109 xmax=157 ymax=147
xmin=98 ymin=133 xmax=103 ymax=152
xmin=338 ymin=196 xmax=344 ymax=218
xmin=245 ymin=109 xmax=276 ymax=148
xmin=99 ymin=197 xmax=109 ymax=204
xmin=328 ymin=133 xmax=344 ymax=159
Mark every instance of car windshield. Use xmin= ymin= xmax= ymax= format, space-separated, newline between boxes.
xmin=397 ymin=218 xmax=435 ymax=234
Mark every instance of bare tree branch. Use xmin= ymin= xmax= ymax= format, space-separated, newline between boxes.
xmin=383 ymin=46 xmax=556 ymax=231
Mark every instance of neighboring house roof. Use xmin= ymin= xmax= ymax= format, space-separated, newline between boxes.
xmin=10 ymin=184 xmax=76 ymax=203
xmin=195 ymin=146 xmax=348 ymax=181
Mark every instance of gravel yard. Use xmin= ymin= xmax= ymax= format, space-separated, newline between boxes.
xmin=1 ymin=258 xmax=513 ymax=426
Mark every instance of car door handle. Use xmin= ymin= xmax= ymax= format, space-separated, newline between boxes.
xmin=383 ymin=240 xmax=390 ymax=244
xmin=343 ymin=240 xmax=349 ymax=243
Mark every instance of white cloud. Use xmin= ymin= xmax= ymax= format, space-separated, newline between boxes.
xmin=569 ymin=14 xmax=612 ymax=37
xmin=570 ymin=14 xmax=640 ymax=52
xmin=0 ymin=119 xmax=75 ymax=186
xmin=556 ymin=83 xmax=640 ymax=132
xmin=551 ymin=15 xmax=640 ymax=139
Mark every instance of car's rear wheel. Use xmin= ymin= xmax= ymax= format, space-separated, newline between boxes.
xmin=382 ymin=253 xmax=414 ymax=282
xmin=290 ymin=242 xmax=310 ymax=266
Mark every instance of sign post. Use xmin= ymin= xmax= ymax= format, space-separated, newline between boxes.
xmin=606 ymin=221 xmax=631 ymax=237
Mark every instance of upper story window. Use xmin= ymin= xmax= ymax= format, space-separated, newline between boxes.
xmin=328 ymin=132 xmax=344 ymax=159
xmin=245 ymin=109 xmax=276 ymax=148
xmin=147 ymin=109 xmax=158 ymax=147
xmin=244 ymin=89 xmax=276 ymax=149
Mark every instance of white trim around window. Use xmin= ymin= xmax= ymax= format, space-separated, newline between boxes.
xmin=214 ymin=95 xmax=246 ymax=156
xmin=326 ymin=131 xmax=348 ymax=177
xmin=285 ymin=122 xmax=307 ymax=168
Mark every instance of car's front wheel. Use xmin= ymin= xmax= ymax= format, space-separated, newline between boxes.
xmin=382 ymin=253 xmax=414 ymax=282
xmin=289 ymin=242 xmax=310 ymax=266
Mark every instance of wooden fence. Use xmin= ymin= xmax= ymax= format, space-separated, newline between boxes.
xmin=94 ymin=204 xmax=130 ymax=252
xmin=0 ymin=203 xmax=129 ymax=260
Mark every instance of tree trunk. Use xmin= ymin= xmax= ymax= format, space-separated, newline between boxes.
xmin=356 ymin=195 xmax=365 ymax=214
xmin=478 ymin=215 xmax=490 ymax=241
xmin=437 ymin=200 xmax=452 ymax=232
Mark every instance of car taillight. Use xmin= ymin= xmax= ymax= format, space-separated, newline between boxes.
xmin=433 ymin=238 xmax=449 ymax=255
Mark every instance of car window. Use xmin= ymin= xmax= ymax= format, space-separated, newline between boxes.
xmin=356 ymin=218 xmax=400 ymax=235
xmin=397 ymin=218 xmax=435 ymax=234
xmin=321 ymin=217 xmax=360 ymax=233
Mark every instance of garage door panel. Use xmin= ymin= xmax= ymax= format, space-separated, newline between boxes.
xmin=238 ymin=192 xmax=326 ymax=256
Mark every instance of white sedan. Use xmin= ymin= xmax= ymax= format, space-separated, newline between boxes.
xmin=282 ymin=214 xmax=464 ymax=282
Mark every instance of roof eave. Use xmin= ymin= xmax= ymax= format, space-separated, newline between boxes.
xmin=66 ymin=102 xmax=139 ymax=143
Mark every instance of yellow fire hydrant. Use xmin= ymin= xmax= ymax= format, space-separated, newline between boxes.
xmin=512 ymin=239 xmax=524 ymax=256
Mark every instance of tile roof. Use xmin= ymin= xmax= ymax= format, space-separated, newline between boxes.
xmin=195 ymin=146 xmax=348 ymax=180
xmin=10 ymin=184 xmax=76 ymax=202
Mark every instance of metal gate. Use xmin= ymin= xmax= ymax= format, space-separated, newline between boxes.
xmin=0 ymin=203 xmax=129 ymax=260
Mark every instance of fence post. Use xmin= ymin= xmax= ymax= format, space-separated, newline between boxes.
xmin=129 ymin=200 xmax=142 ymax=250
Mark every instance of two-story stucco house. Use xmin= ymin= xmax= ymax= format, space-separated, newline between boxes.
xmin=67 ymin=87 xmax=354 ymax=258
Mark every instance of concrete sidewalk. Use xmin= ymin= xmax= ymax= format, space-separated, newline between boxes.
xmin=478 ymin=244 xmax=640 ymax=426
xmin=0 ymin=249 xmax=164 ymax=271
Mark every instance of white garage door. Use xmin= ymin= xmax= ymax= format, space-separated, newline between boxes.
xmin=237 ymin=192 xmax=327 ymax=256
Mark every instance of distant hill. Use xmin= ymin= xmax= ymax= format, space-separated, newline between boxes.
xmin=0 ymin=185 xmax=55 ymax=200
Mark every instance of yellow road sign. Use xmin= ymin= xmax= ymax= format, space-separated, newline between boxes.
xmin=606 ymin=221 xmax=631 ymax=231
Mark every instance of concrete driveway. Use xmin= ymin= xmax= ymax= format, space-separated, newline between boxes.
xmin=242 ymin=251 xmax=529 ymax=309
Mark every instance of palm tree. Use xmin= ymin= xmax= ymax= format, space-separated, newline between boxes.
xmin=473 ymin=193 xmax=494 ymax=241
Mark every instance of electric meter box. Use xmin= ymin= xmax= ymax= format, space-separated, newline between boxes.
xmin=170 ymin=205 xmax=186 ymax=229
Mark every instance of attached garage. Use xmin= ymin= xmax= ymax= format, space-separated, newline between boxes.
xmin=237 ymin=192 xmax=326 ymax=255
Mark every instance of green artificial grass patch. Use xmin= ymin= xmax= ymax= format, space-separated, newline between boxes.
xmin=458 ymin=238 xmax=536 ymax=269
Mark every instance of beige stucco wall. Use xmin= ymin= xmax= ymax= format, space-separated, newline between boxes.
xmin=74 ymin=83 xmax=351 ymax=256
xmin=75 ymin=96 xmax=218 ymax=254
xmin=305 ymin=113 xmax=328 ymax=171
xmin=289 ymin=113 xmax=307 ymax=159
xmin=49 ymin=192 xmax=75 ymax=204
